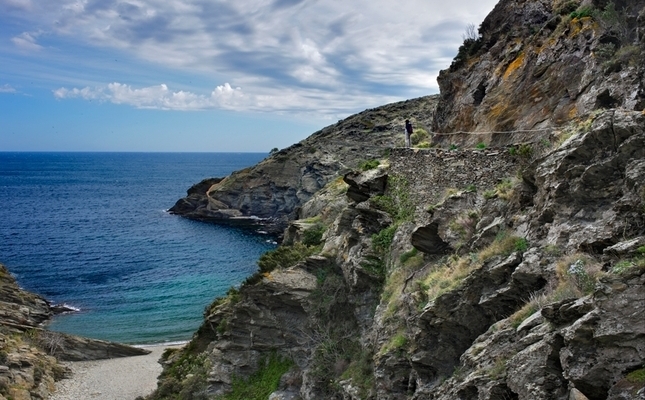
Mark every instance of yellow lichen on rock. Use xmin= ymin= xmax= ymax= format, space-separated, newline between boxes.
xmin=503 ymin=53 xmax=525 ymax=80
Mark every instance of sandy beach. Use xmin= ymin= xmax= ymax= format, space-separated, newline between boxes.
xmin=50 ymin=344 xmax=183 ymax=400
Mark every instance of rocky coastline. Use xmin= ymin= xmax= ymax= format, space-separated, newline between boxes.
xmin=0 ymin=264 xmax=150 ymax=400
xmin=152 ymin=0 xmax=645 ymax=399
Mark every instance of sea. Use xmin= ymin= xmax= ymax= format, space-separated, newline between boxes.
xmin=0 ymin=152 xmax=276 ymax=345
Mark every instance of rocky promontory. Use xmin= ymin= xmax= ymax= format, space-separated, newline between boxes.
xmin=169 ymin=96 xmax=438 ymax=235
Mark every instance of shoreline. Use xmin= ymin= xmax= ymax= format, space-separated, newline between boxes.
xmin=50 ymin=342 xmax=185 ymax=400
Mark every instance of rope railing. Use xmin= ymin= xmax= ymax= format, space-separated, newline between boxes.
xmin=428 ymin=127 xmax=558 ymax=136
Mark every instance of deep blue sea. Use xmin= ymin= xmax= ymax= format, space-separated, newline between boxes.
xmin=0 ymin=152 xmax=275 ymax=344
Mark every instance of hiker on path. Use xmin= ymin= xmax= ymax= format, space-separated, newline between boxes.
xmin=405 ymin=119 xmax=413 ymax=148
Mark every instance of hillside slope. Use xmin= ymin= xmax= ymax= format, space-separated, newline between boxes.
xmin=154 ymin=1 xmax=645 ymax=399
xmin=169 ymin=96 xmax=437 ymax=234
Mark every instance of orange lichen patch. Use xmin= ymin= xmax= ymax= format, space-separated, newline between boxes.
xmin=262 ymin=272 xmax=274 ymax=280
xmin=489 ymin=103 xmax=508 ymax=118
xmin=569 ymin=17 xmax=597 ymax=37
xmin=503 ymin=53 xmax=525 ymax=80
xmin=568 ymin=105 xmax=578 ymax=119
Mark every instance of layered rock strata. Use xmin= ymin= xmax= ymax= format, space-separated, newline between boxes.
xmin=151 ymin=109 xmax=645 ymax=400
xmin=169 ymin=96 xmax=438 ymax=235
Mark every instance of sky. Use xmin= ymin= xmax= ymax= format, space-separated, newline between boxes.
xmin=0 ymin=0 xmax=498 ymax=152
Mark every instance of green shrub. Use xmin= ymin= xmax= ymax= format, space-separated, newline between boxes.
xmin=517 ymin=144 xmax=533 ymax=157
xmin=476 ymin=142 xmax=487 ymax=150
xmin=372 ymin=226 xmax=397 ymax=254
xmin=570 ymin=5 xmax=594 ymax=19
xmin=371 ymin=176 xmax=414 ymax=222
xmin=359 ymin=159 xmax=380 ymax=171
xmin=218 ymin=353 xmax=293 ymax=400
xmin=411 ymin=128 xmax=429 ymax=145
xmin=302 ymin=223 xmax=325 ymax=246
xmin=399 ymin=248 xmax=418 ymax=265
xmin=257 ymin=243 xmax=316 ymax=273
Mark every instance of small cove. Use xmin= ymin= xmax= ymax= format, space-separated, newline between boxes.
xmin=0 ymin=152 xmax=275 ymax=344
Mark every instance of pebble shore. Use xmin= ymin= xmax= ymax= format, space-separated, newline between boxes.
xmin=50 ymin=344 xmax=181 ymax=400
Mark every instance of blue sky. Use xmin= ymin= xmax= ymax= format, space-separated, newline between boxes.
xmin=1 ymin=0 xmax=498 ymax=152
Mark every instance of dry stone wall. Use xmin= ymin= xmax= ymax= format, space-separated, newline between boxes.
xmin=388 ymin=147 xmax=522 ymax=220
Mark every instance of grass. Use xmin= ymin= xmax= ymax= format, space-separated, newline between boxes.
xmin=399 ymin=248 xmax=420 ymax=265
xmin=610 ymin=255 xmax=645 ymax=275
xmin=339 ymin=349 xmax=375 ymax=399
xmin=555 ymin=254 xmax=602 ymax=295
xmin=509 ymin=292 xmax=548 ymax=328
xmin=302 ymin=223 xmax=325 ymax=246
xmin=416 ymin=234 xmax=529 ymax=306
xmin=479 ymin=233 xmax=528 ymax=263
xmin=483 ymin=177 xmax=517 ymax=200
xmin=370 ymin=175 xmax=414 ymax=222
xmin=257 ymin=243 xmax=317 ymax=273
xmin=378 ymin=331 xmax=408 ymax=356
xmin=627 ymin=368 xmax=645 ymax=384
xmin=419 ymin=255 xmax=476 ymax=302
xmin=359 ymin=159 xmax=380 ymax=171
xmin=217 ymin=353 xmax=293 ymax=400
xmin=448 ymin=209 xmax=481 ymax=243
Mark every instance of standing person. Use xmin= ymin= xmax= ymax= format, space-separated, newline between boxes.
xmin=405 ymin=119 xmax=413 ymax=148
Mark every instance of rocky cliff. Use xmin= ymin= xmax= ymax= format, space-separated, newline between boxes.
xmin=153 ymin=1 xmax=645 ymax=399
xmin=169 ymin=96 xmax=438 ymax=235
xmin=0 ymin=264 xmax=149 ymax=400
xmin=432 ymin=0 xmax=644 ymax=146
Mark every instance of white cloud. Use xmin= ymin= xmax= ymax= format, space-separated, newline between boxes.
xmin=11 ymin=32 xmax=43 ymax=51
xmin=54 ymin=82 xmax=251 ymax=111
xmin=0 ymin=84 xmax=17 ymax=93
xmin=52 ymin=81 xmax=394 ymax=117
xmin=11 ymin=0 xmax=499 ymax=115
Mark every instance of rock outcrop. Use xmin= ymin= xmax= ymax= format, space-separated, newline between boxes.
xmin=0 ymin=264 xmax=149 ymax=400
xmin=432 ymin=0 xmax=645 ymax=146
xmin=169 ymin=96 xmax=438 ymax=234
xmin=152 ymin=109 xmax=644 ymax=400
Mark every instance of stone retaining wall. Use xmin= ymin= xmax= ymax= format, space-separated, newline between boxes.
xmin=388 ymin=147 xmax=523 ymax=221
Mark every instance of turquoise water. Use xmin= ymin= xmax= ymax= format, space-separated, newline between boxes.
xmin=0 ymin=152 xmax=275 ymax=344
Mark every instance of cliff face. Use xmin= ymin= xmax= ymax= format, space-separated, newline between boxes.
xmin=152 ymin=109 xmax=644 ymax=400
xmin=433 ymin=0 xmax=644 ymax=145
xmin=0 ymin=264 xmax=149 ymax=400
xmin=169 ymin=96 xmax=438 ymax=234
xmin=154 ymin=1 xmax=645 ymax=399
